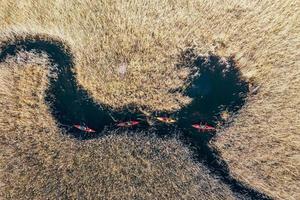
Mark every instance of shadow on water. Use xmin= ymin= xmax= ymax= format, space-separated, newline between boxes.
xmin=0 ymin=38 xmax=271 ymax=199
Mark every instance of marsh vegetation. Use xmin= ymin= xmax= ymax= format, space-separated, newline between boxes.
xmin=0 ymin=0 xmax=299 ymax=199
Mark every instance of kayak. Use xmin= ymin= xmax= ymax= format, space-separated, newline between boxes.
xmin=74 ymin=124 xmax=96 ymax=133
xmin=117 ymin=120 xmax=139 ymax=127
xmin=192 ymin=124 xmax=216 ymax=132
xmin=156 ymin=117 xmax=176 ymax=124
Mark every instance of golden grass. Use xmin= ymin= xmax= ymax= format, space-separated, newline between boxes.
xmin=0 ymin=0 xmax=299 ymax=199
xmin=0 ymin=59 xmax=234 ymax=199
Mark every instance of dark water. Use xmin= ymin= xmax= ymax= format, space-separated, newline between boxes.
xmin=0 ymin=39 xmax=271 ymax=200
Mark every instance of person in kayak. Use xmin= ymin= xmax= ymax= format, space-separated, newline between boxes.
xmin=200 ymin=124 xmax=206 ymax=129
xmin=125 ymin=121 xmax=134 ymax=126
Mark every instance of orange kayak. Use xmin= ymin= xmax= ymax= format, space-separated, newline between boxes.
xmin=74 ymin=124 xmax=96 ymax=133
xmin=156 ymin=117 xmax=176 ymax=124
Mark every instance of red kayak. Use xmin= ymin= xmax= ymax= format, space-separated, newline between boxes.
xmin=117 ymin=120 xmax=139 ymax=127
xmin=74 ymin=125 xmax=96 ymax=133
xmin=192 ymin=124 xmax=216 ymax=132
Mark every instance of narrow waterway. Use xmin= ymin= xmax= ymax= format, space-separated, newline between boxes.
xmin=0 ymin=37 xmax=271 ymax=200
